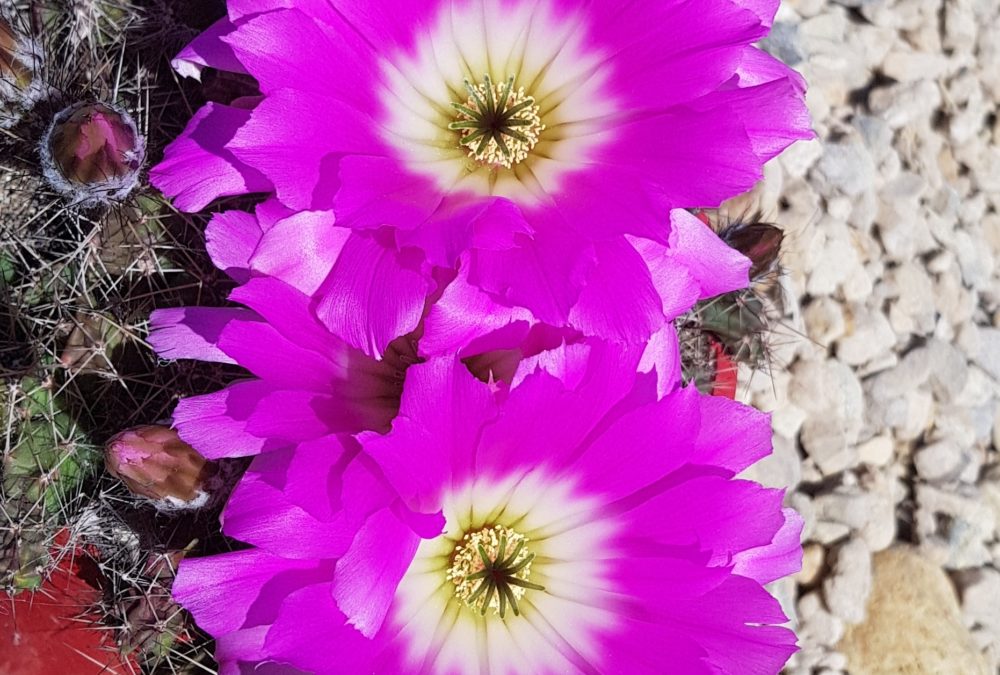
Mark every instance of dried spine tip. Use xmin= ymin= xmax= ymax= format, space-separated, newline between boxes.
xmin=39 ymin=101 xmax=146 ymax=207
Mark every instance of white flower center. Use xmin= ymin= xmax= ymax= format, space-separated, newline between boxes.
xmin=378 ymin=0 xmax=617 ymax=203
xmin=392 ymin=473 xmax=621 ymax=673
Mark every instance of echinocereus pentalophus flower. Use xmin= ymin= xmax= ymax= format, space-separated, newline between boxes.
xmin=152 ymin=0 xmax=812 ymax=353
xmin=172 ymin=347 xmax=802 ymax=674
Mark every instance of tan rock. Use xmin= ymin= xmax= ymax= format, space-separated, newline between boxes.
xmin=839 ymin=547 xmax=989 ymax=675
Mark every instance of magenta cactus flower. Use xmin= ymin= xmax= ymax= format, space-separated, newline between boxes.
xmin=40 ymin=101 xmax=146 ymax=206
xmin=147 ymin=200 xmax=425 ymax=457
xmin=151 ymin=0 xmax=811 ymax=353
xmin=149 ymin=197 xmax=755 ymax=458
xmin=173 ymin=347 xmax=802 ymax=674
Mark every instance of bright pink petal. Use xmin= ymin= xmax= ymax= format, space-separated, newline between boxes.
xmin=228 ymin=89 xmax=384 ymax=211
xmin=313 ymin=231 xmax=430 ymax=358
xmin=243 ymin=389 xmax=346 ymax=441
xmin=469 ymin=225 xmax=593 ymax=326
xmin=222 ymin=8 xmax=380 ymax=110
xmin=224 ymin=459 xmax=361 ymax=559
xmin=638 ymin=325 xmax=684 ymax=396
xmin=331 ymin=155 xmax=446 ymax=235
xmin=734 ymin=46 xmax=807 ymax=91
xmin=667 ymin=209 xmax=753 ymax=299
xmin=171 ymin=17 xmax=247 ymax=80
xmin=216 ymin=318 xmax=341 ymax=392
xmin=360 ymin=358 xmax=499 ymax=513
xmin=148 ymin=307 xmax=253 ymax=364
xmin=566 ymin=385 xmax=702 ymax=500
xmin=151 ymin=103 xmax=271 ymax=212
xmin=691 ymin=394 xmax=773 ymax=474
xmin=731 ymin=507 xmax=804 ymax=584
xmin=205 ymin=210 xmax=262 ymax=282
xmin=733 ymin=0 xmax=779 ymax=27
xmin=332 ymin=508 xmax=419 ymax=638
xmin=568 ymin=238 xmax=664 ymax=343
xmin=623 ymin=476 xmax=787 ymax=557
xmin=667 ymin=574 xmax=797 ymax=675
xmin=593 ymin=0 xmax=766 ymax=110
xmin=395 ymin=194 xmax=532 ymax=270
xmin=262 ymin=583 xmax=389 ymax=675
xmin=700 ymin=78 xmax=814 ymax=163
xmin=249 ymin=210 xmax=349 ymax=296
xmin=597 ymin=106 xmax=762 ymax=212
xmin=228 ymin=276 xmax=338 ymax=356
xmin=614 ymin=554 xmax=797 ymax=674
xmin=173 ymin=549 xmax=324 ymax=635
xmin=172 ymin=381 xmax=283 ymax=459
xmin=421 ymin=258 xmax=536 ymax=357
xmin=477 ymin=341 xmax=645 ymax=477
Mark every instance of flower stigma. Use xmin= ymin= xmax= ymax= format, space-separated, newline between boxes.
xmin=448 ymin=524 xmax=544 ymax=618
xmin=449 ymin=75 xmax=545 ymax=169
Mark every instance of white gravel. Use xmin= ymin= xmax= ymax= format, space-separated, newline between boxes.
xmin=736 ymin=0 xmax=1000 ymax=671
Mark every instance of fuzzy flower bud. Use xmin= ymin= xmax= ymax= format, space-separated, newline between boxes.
xmin=105 ymin=425 xmax=216 ymax=512
xmin=40 ymin=101 xmax=146 ymax=206
xmin=1 ymin=14 xmax=47 ymax=128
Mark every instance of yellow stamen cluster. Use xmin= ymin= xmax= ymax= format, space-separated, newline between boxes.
xmin=448 ymin=524 xmax=542 ymax=618
xmin=450 ymin=75 xmax=545 ymax=169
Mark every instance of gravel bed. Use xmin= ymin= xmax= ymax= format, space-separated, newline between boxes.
xmin=736 ymin=1 xmax=1000 ymax=671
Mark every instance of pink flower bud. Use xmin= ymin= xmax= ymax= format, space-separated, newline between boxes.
xmin=105 ymin=426 xmax=216 ymax=511
xmin=40 ymin=101 xmax=145 ymax=206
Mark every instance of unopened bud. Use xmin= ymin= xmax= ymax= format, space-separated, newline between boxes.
xmin=105 ymin=426 xmax=216 ymax=511
xmin=1 ymin=14 xmax=47 ymax=128
xmin=719 ymin=219 xmax=783 ymax=281
xmin=40 ymin=101 xmax=146 ymax=206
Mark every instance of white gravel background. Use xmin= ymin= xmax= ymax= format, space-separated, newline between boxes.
xmin=731 ymin=0 xmax=1000 ymax=672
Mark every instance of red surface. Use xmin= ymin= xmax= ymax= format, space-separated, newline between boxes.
xmin=0 ymin=535 xmax=135 ymax=674
xmin=710 ymin=338 xmax=738 ymax=400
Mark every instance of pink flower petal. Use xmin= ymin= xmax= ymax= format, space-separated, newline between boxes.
xmin=568 ymin=238 xmax=665 ymax=343
xmin=173 ymin=549 xmax=323 ymax=635
xmin=248 ymin=210 xmax=349 ymax=296
xmin=313 ymin=231 xmax=430 ymax=358
xmin=262 ymin=583 xmax=388 ymax=674
xmin=171 ymin=17 xmax=247 ymax=80
xmin=332 ymin=507 xmax=420 ymax=638
xmin=731 ymin=507 xmax=804 ymax=584
xmin=205 ymin=210 xmax=262 ymax=282
xmin=227 ymin=90 xmax=384 ymax=211
xmin=148 ymin=307 xmax=253 ymax=364
xmin=172 ymin=381 xmax=282 ymax=459
xmin=222 ymin=8 xmax=380 ymax=109
xmin=360 ymin=358 xmax=499 ymax=514
xmin=151 ymin=103 xmax=270 ymax=212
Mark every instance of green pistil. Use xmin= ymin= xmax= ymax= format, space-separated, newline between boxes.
xmin=448 ymin=75 xmax=544 ymax=169
xmin=449 ymin=525 xmax=545 ymax=618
